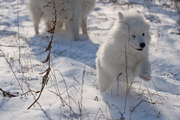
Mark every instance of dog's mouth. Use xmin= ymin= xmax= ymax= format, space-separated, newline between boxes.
xmin=136 ymin=48 xmax=143 ymax=51
xmin=131 ymin=45 xmax=143 ymax=51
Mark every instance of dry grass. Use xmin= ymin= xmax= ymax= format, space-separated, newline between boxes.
xmin=1 ymin=0 xmax=179 ymax=120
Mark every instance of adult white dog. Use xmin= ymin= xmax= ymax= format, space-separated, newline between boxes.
xmin=58 ymin=0 xmax=96 ymax=35
xmin=81 ymin=0 xmax=96 ymax=34
xmin=96 ymin=11 xmax=151 ymax=92
xmin=29 ymin=0 xmax=95 ymax=41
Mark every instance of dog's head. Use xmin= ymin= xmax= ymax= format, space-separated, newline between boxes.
xmin=118 ymin=11 xmax=151 ymax=52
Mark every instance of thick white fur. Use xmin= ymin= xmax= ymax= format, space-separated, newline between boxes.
xmin=81 ymin=0 xmax=96 ymax=34
xmin=29 ymin=0 xmax=83 ymax=41
xmin=96 ymin=11 xmax=151 ymax=92
xmin=60 ymin=0 xmax=96 ymax=34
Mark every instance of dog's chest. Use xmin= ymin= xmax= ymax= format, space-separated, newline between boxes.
xmin=116 ymin=52 xmax=141 ymax=69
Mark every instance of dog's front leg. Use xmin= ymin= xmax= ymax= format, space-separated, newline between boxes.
xmin=135 ymin=60 xmax=151 ymax=81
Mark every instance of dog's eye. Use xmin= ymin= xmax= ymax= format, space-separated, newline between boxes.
xmin=142 ymin=33 xmax=145 ymax=36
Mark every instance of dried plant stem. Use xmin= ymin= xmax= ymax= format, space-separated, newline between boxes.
xmin=28 ymin=0 xmax=57 ymax=110
xmin=121 ymin=21 xmax=131 ymax=113
xmin=0 ymin=88 xmax=17 ymax=98
xmin=79 ymin=66 xmax=86 ymax=119
xmin=94 ymin=108 xmax=106 ymax=119
xmin=49 ymin=89 xmax=78 ymax=119
xmin=27 ymin=71 xmax=49 ymax=109
xmin=124 ymin=43 xmax=129 ymax=113
xmin=16 ymin=0 xmax=21 ymax=63
xmin=36 ymin=100 xmax=52 ymax=120
xmin=0 ymin=49 xmax=24 ymax=93
xmin=116 ymin=72 xmax=122 ymax=95
xmin=108 ymin=102 xmax=125 ymax=120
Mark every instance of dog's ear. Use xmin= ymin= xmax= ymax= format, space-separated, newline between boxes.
xmin=119 ymin=23 xmax=129 ymax=35
xmin=118 ymin=12 xmax=124 ymax=21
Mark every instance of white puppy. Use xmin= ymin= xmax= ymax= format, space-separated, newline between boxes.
xmin=96 ymin=11 xmax=151 ymax=92
xmin=29 ymin=0 xmax=83 ymax=41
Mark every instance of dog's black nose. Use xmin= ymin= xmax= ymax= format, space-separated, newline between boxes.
xmin=140 ymin=43 xmax=145 ymax=48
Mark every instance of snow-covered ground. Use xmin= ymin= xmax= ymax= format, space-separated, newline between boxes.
xmin=0 ymin=0 xmax=180 ymax=120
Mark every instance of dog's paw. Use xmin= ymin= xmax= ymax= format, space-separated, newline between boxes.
xmin=139 ymin=72 xmax=151 ymax=81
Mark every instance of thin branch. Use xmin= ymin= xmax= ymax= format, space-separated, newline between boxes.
xmin=0 ymin=49 xmax=24 ymax=93
xmin=28 ymin=0 xmax=57 ymax=110
xmin=0 ymin=88 xmax=17 ymax=98
xmin=27 ymin=67 xmax=51 ymax=109
xmin=80 ymin=66 xmax=86 ymax=119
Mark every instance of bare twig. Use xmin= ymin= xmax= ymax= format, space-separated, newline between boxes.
xmin=120 ymin=21 xmax=131 ymax=113
xmin=49 ymin=89 xmax=78 ymax=119
xmin=21 ymin=90 xmax=40 ymax=97
xmin=94 ymin=108 xmax=106 ymax=120
xmin=28 ymin=0 xmax=57 ymax=110
xmin=111 ymin=104 xmax=125 ymax=120
xmin=0 ymin=88 xmax=17 ymax=98
xmin=116 ymin=72 xmax=122 ymax=95
xmin=124 ymin=43 xmax=129 ymax=113
xmin=79 ymin=66 xmax=86 ymax=119
xmin=130 ymin=99 xmax=161 ymax=113
xmin=0 ymin=49 xmax=24 ymax=93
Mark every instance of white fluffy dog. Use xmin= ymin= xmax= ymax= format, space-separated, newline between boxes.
xmin=81 ymin=0 xmax=96 ymax=34
xmin=96 ymin=11 xmax=151 ymax=92
xmin=58 ymin=0 xmax=96 ymax=35
xmin=29 ymin=0 xmax=95 ymax=41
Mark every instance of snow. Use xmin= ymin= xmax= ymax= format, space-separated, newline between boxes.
xmin=0 ymin=0 xmax=180 ymax=120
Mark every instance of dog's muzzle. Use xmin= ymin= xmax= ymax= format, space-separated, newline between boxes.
xmin=136 ymin=48 xmax=143 ymax=51
xmin=135 ymin=42 xmax=146 ymax=51
xmin=140 ymin=42 xmax=146 ymax=49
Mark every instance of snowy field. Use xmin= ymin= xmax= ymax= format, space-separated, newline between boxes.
xmin=0 ymin=0 xmax=180 ymax=120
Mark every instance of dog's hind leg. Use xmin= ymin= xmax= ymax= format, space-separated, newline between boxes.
xmin=33 ymin=10 xmax=43 ymax=34
xmin=97 ymin=59 xmax=114 ymax=92
xmin=81 ymin=15 xmax=87 ymax=34
xmin=29 ymin=0 xmax=43 ymax=34
xmin=43 ymin=15 xmax=51 ymax=31
xmin=67 ymin=18 xmax=80 ymax=41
